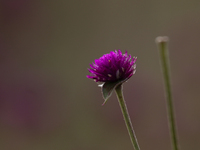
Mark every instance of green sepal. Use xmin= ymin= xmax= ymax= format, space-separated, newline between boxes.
xmin=101 ymin=79 xmax=127 ymax=105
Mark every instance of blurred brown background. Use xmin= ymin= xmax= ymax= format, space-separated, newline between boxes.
xmin=0 ymin=0 xmax=200 ymax=150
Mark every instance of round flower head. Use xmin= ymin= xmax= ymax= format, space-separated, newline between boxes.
xmin=87 ymin=50 xmax=137 ymax=83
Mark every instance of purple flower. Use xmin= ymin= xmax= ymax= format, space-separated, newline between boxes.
xmin=87 ymin=50 xmax=137 ymax=83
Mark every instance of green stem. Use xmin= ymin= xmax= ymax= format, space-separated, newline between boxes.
xmin=115 ymin=84 xmax=140 ymax=150
xmin=156 ymin=36 xmax=179 ymax=150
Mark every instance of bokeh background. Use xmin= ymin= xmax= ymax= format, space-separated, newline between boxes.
xmin=0 ymin=0 xmax=200 ymax=150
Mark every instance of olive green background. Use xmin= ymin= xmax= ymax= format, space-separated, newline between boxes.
xmin=0 ymin=0 xmax=200 ymax=150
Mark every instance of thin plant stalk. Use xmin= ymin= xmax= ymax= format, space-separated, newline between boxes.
xmin=156 ymin=36 xmax=179 ymax=150
xmin=115 ymin=84 xmax=140 ymax=150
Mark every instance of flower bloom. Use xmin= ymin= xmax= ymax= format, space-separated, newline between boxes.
xmin=87 ymin=50 xmax=137 ymax=82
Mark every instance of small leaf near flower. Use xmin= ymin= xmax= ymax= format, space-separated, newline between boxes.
xmin=101 ymin=78 xmax=127 ymax=105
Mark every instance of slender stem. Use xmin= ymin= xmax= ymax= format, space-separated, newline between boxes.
xmin=156 ymin=36 xmax=179 ymax=150
xmin=115 ymin=84 xmax=140 ymax=150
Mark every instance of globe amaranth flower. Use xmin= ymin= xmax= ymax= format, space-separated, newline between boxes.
xmin=87 ymin=50 xmax=137 ymax=83
xmin=87 ymin=50 xmax=140 ymax=147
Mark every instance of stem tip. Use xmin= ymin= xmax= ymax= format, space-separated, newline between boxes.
xmin=155 ymin=36 xmax=169 ymax=43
